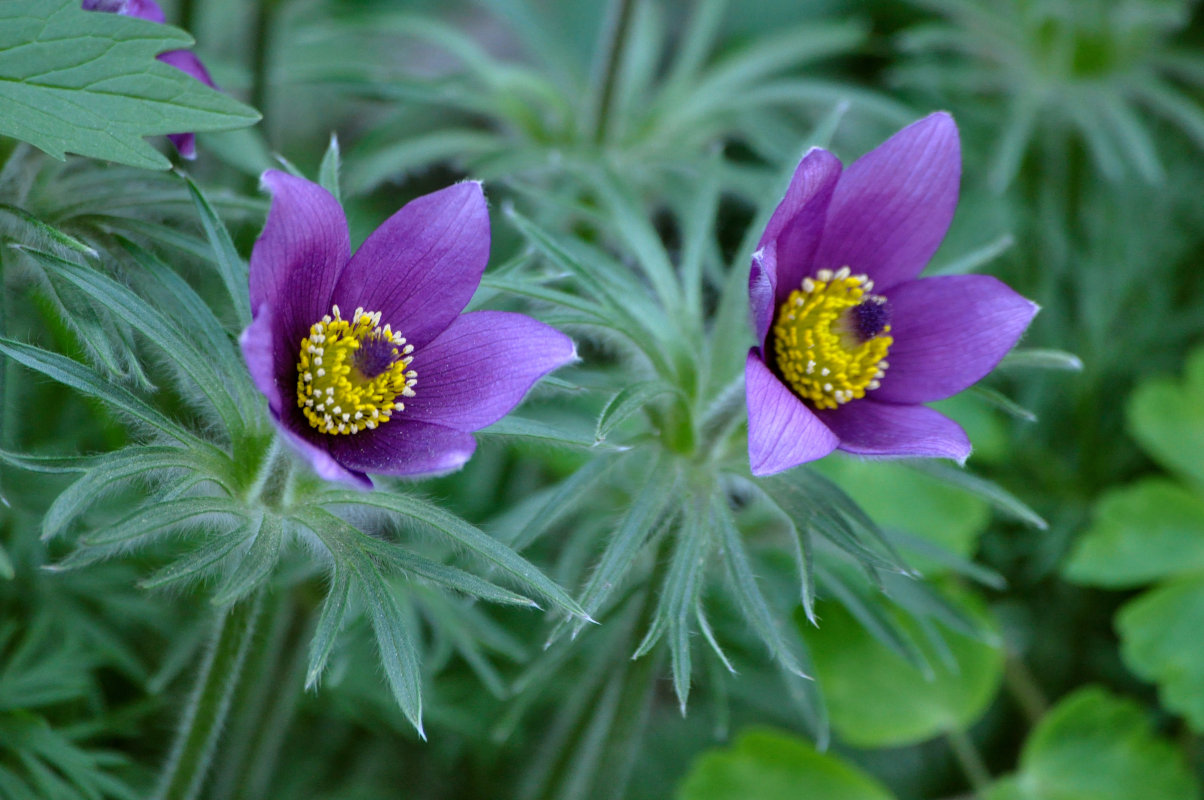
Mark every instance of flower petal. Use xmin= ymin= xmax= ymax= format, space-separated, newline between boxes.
xmin=326 ymin=420 xmax=478 ymax=478
xmin=813 ymin=112 xmax=961 ymax=291
xmin=239 ymin=304 xmax=283 ymax=416
xmin=745 ymin=351 xmax=839 ymax=476
xmin=333 ymin=182 xmax=490 ymax=351
xmin=873 ymin=275 xmax=1038 ymax=404
xmin=250 ymin=171 xmax=350 ymax=365
xmin=280 ymin=428 xmax=372 ymax=489
xmin=405 ymin=311 xmax=575 ymax=432
xmin=158 ymin=49 xmax=216 ymax=88
xmin=817 ymin=400 xmax=971 ymax=463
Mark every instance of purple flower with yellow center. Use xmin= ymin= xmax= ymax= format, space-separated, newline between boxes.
xmin=239 ymin=171 xmax=575 ymax=489
xmin=746 ymin=112 xmax=1038 ymax=476
xmin=82 ymin=0 xmax=216 ymax=159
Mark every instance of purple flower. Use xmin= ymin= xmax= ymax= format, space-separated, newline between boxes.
xmin=745 ymin=113 xmax=1038 ymax=477
xmin=82 ymin=0 xmax=216 ymax=159
xmin=239 ymin=171 xmax=575 ymax=489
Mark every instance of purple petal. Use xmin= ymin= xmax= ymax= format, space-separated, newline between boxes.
xmin=239 ymin=304 xmax=283 ymax=416
xmin=158 ymin=49 xmax=216 ymax=88
xmin=326 ymin=420 xmax=478 ymax=478
xmin=873 ymin=275 xmax=1038 ymax=404
xmin=167 ymin=132 xmax=196 ymax=160
xmin=83 ymin=0 xmax=165 ymax=22
xmin=280 ymin=428 xmax=372 ymax=489
xmin=405 ymin=311 xmax=575 ymax=432
xmin=817 ymin=400 xmax=971 ymax=463
xmin=745 ymin=351 xmax=839 ymax=476
xmin=751 ymin=149 xmax=843 ymax=346
xmin=813 ymin=112 xmax=961 ymax=291
xmin=332 ymin=182 xmax=489 ymax=351
xmin=250 ymin=171 xmax=350 ymax=371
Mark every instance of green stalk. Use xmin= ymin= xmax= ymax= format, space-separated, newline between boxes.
xmin=154 ymin=592 xmax=265 ymax=800
xmin=946 ymin=728 xmax=992 ymax=797
xmin=590 ymin=0 xmax=637 ymax=144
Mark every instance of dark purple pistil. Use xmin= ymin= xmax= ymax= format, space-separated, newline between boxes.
xmin=849 ymin=298 xmax=891 ymax=341
xmin=353 ymin=336 xmax=398 ymax=379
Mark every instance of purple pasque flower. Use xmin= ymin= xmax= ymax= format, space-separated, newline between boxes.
xmin=82 ymin=0 xmax=216 ymax=159
xmin=745 ymin=112 xmax=1038 ymax=477
xmin=239 ymin=171 xmax=575 ymax=489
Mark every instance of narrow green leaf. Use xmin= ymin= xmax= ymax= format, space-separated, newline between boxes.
xmin=305 ymin=567 xmax=350 ymax=689
xmin=480 ymin=414 xmax=612 ymax=450
xmin=19 ymin=246 xmax=244 ymax=433
xmin=355 ymin=564 xmax=424 ymax=736
xmin=140 ymin=528 xmax=248 ymax=590
xmin=904 ymin=460 xmax=1048 ymax=530
xmin=712 ymin=495 xmax=806 ymax=677
xmin=595 ymin=381 xmax=678 ymax=442
xmin=318 ymin=490 xmax=588 ymax=620
xmin=361 ymin=537 xmax=537 ymax=608
xmin=177 ymin=173 xmax=252 ymax=328
xmin=967 ymin=384 xmax=1037 ymax=422
xmin=81 ymin=496 xmax=245 ymax=547
xmin=0 ymin=0 xmax=260 ymax=170
xmin=43 ymin=445 xmax=225 ymax=541
xmin=0 ymin=336 xmax=197 ymax=445
xmin=0 ymin=204 xmax=97 ymax=256
xmin=997 ymin=347 xmax=1084 ymax=372
xmin=212 ymin=514 xmax=283 ymax=606
xmin=318 ymin=134 xmax=342 ymax=204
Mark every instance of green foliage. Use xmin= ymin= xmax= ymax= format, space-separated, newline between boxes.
xmin=984 ymin=687 xmax=1199 ymax=800
xmin=676 ymin=728 xmax=896 ymax=800
xmin=1066 ymin=345 xmax=1204 ymax=731
xmin=0 ymin=0 xmax=259 ymax=170
xmin=799 ymin=585 xmax=1003 ymax=748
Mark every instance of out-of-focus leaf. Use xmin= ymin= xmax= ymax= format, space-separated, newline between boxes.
xmin=1117 ymin=577 xmax=1204 ymax=732
xmin=1127 ymin=347 xmax=1204 ymax=487
xmin=800 ymin=585 xmax=1003 ymax=748
xmin=984 ymin=687 xmax=1199 ymax=800
xmin=676 ymin=727 xmax=896 ymax=800
xmin=1066 ymin=479 xmax=1204 ymax=588
xmin=0 ymin=0 xmax=259 ymax=170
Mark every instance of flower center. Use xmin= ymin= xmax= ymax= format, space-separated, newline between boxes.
xmin=771 ymin=267 xmax=893 ymax=410
xmin=296 ymin=305 xmax=416 ymax=435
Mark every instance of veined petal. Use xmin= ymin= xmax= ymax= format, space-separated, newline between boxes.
xmin=326 ymin=420 xmax=477 ymax=478
xmin=874 ymin=275 xmax=1039 ymax=404
xmin=751 ymin=149 xmax=842 ymax=347
xmin=405 ymin=311 xmax=575 ymax=432
xmin=813 ymin=112 xmax=961 ymax=291
xmin=817 ymin=400 xmax=971 ymax=463
xmin=251 ymin=171 xmax=350 ymax=351
xmin=745 ymin=351 xmax=839 ymax=475
xmin=333 ymin=182 xmax=490 ymax=351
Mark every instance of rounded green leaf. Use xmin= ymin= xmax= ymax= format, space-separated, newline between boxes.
xmin=984 ymin=687 xmax=1199 ymax=800
xmin=1118 ymin=576 xmax=1204 ymax=731
xmin=802 ymin=587 xmax=1003 ymax=748
xmin=1127 ymin=347 xmax=1204 ymax=488
xmin=1065 ymin=479 xmax=1204 ymax=588
xmin=676 ymin=728 xmax=896 ymax=800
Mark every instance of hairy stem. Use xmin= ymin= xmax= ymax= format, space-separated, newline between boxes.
xmin=1004 ymin=652 xmax=1049 ymax=725
xmin=154 ymin=592 xmax=265 ymax=800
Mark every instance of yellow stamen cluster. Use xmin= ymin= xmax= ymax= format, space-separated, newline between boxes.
xmin=772 ymin=267 xmax=892 ymax=410
xmin=296 ymin=305 xmax=416 ymax=435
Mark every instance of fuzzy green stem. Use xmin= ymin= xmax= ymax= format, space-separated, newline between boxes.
xmin=154 ymin=593 xmax=265 ymax=800
xmin=946 ymin=728 xmax=991 ymax=797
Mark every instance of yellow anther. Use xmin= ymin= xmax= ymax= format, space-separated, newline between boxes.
xmin=771 ymin=268 xmax=892 ymax=410
xmin=296 ymin=306 xmax=416 ymax=435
